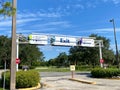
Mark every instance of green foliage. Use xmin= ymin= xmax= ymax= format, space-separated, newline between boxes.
xmin=16 ymin=70 xmax=40 ymax=88
xmin=91 ymin=68 xmax=120 ymax=78
xmin=1 ymin=71 xmax=10 ymax=88
xmin=76 ymin=65 xmax=93 ymax=71
xmin=47 ymin=52 xmax=69 ymax=67
xmin=68 ymin=34 xmax=116 ymax=67
xmin=0 ymin=36 xmax=11 ymax=68
xmin=19 ymin=44 xmax=44 ymax=67
xmin=55 ymin=52 xmax=68 ymax=67
xmin=0 ymin=1 xmax=16 ymax=18
xmin=36 ymin=67 xmax=70 ymax=72
xmin=2 ymin=70 xmax=40 ymax=89
xmin=0 ymin=35 xmax=44 ymax=69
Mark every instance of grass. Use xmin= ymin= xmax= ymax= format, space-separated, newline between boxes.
xmin=35 ymin=66 xmax=93 ymax=72
xmin=35 ymin=66 xmax=70 ymax=72
xmin=0 ymin=88 xmax=8 ymax=90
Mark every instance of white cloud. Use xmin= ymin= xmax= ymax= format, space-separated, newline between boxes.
xmin=17 ymin=11 xmax=62 ymax=19
xmin=0 ymin=18 xmax=41 ymax=27
xmin=17 ymin=18 xmax=40 ymax=24
xmin=102 ymin=0 xmax=120 ymax=4
xmin=73 ymin=4 xmax=84 ymax=9
xmin=94 ymin=28 xmax=120 ymax=32
xmin=76 ymin=28 xmax=120 ymax=34
xmin=0 ymin=20 xmax=12 ymax=27
xmin=43 ymin=21 xmax=69 ymax=26
xmin=112 ymin=0 xmax=120 ymax=4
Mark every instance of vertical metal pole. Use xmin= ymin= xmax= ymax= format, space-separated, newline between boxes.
xmin=71 ymin=71 xmax=74 ymax=78
xmin=10 ymin=0 xmax=17 ymax=90
xmin=16 ymin=36 xmax=19 ymax=71
xmin=3 ymin=60 xmax=6 ymax=90
xmin=110 ymin=19 xmax=120 ymax=69
xmin=112 ymin=19 xmax=119 ymax=69
xmin=99 ymin=41 xmax=103 ymax=68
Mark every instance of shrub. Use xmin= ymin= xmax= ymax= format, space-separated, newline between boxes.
xmin=76 ymin=65 xmax=92 ymax=71
xmin=29 ymin=66 xmax=36 ymax=69
xmin=91 ymin=68 xmax=120 ymax=78
xmin=2 ymin=70 xmax=40 ymax=89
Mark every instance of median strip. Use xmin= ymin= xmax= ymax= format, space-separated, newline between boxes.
xmin=69 ymin=78 xmax=96 ymax=84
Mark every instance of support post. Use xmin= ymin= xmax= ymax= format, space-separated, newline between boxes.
xmin=99 ymin=41 xmax=103 ymax=68
xmin=16 ymin=36 xmax=19 ymax=71
xmin=3 ymin=60 xmax=6 ymax=90
xmin=71 ymin=71 xmax=74 ymax=78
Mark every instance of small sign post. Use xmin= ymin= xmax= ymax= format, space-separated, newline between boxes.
xmin=16 ymin=58 xmax=20 ymax=71
xmin=70 ymin=65 xmax=75 ymax=78
xmin=100 ymin=59 xmax=104 ymax=68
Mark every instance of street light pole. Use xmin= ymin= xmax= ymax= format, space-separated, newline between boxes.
xmin=110 ymin=19 xmax=120 ymax=69
xmin=10 ymin=0 xmax=17 ymax=90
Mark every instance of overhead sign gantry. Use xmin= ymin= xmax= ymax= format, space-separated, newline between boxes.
xmin=16 ymin=33 xmax=104 ymax=72
xmin=28 ymin=33 xmax=95 ymax=47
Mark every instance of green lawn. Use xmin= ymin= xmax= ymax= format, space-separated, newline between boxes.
xmin=0 ymin=88 xmax=2 ymax=90
xmin=35 ymin=66 xmax=70 ymax=72
xmin=35 ymin=66 xmax=92 ymax=72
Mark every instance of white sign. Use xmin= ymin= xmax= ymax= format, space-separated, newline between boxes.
xmin=77 ymin=38 xmax=95 ymax=47
xmin=70 ymin=65 xmax=75 ymax=71
xmin=28 ymin=34 xmax=48 ymax=45
xmin=28 ymin=34 xmax=96 ymax=47
xmin=51 ymin=36 xmax=76 ymax=46
xmin=29 ymin=40 xmax=48 ymax=45
xmin=28 ymin=34 xmax=48 ymax=40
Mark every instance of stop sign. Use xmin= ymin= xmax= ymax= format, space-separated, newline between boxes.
xmin=16 ymin=58 xmax=20 ymax=64
xmin=100 ymin=59 xmax=104 ymax=63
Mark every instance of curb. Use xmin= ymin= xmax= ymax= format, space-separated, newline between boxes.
xmin=18 ymin=83 xmax=41 ymax=90
xmin=69 ymin=78 xmax=96 ymax=84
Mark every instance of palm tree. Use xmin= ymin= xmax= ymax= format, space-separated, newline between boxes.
xmin=0 ymin=1 xmax=16 ymax=18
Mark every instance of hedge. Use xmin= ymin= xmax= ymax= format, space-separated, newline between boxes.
xmin=76 ymin=65 xmax=92 ymax=71
xmin=1 ymin=70 xmax=40 ymax=89
xmin=91 ymin=68 xmax=120 ymax=78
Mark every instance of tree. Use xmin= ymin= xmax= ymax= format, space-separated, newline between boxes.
xmin=47 ymin=52 xmax=68 ymax=67
xmin=69 ymin=34 xmax=115 ymax=67
xmin=19 ymin=44 xmax=44 ymax=67
xmin=0 ymin=1 xmax=16 ymax=18
xmin=0 ymin=35 xmax=44 ymax=68
xmin=47 ymin=58 xmax=57 ymax=66
xmin=90 ymin=34 xmax=115 ymax=65
xmin=55 ymin=52 xmax=68 ymax=67
xmin=0 ymin=35 xmax=11 ymax=68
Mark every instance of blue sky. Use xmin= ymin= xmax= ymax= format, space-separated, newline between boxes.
xmin=0 ymin=0 xmax=120 ymax=60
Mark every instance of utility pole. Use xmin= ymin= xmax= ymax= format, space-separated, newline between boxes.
xmin=110 ymin=19 xmax=120 ymax=69
xmin=10 ymin=0 xmax=17 ymax=89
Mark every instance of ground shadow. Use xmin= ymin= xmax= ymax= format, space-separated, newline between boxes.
xmin=75 ymin=72 xmax=92 ymax=77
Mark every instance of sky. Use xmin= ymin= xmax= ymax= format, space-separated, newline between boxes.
xmin=0 ymin=0 xmax=120 ymax=60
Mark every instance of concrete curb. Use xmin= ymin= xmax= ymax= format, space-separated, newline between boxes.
xmin=69 ymin=78 xmax=96 ymax=84
xmin=18 ymin=83 xmax=41 ymax=90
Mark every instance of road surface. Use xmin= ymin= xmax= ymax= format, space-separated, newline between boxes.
xmin=40 ymin=72 xmax=120 ymax=90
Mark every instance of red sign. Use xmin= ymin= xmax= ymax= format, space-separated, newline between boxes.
xmin=16 ymin=58 xmax=20 ymax=64
xmin=100 ymin=59 xmax=104 ymax=63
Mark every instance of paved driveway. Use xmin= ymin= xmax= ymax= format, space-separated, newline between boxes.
xmin=40 ymin=72 xmax=120 ymax=90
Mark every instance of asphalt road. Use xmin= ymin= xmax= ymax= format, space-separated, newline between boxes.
xmin=40 ymin=71 xmax=120 ymax=90
xmin=1 ymin=70 xmax=120 ymax=90
xmin=40 ymin=72 xmax=84 ymax=77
